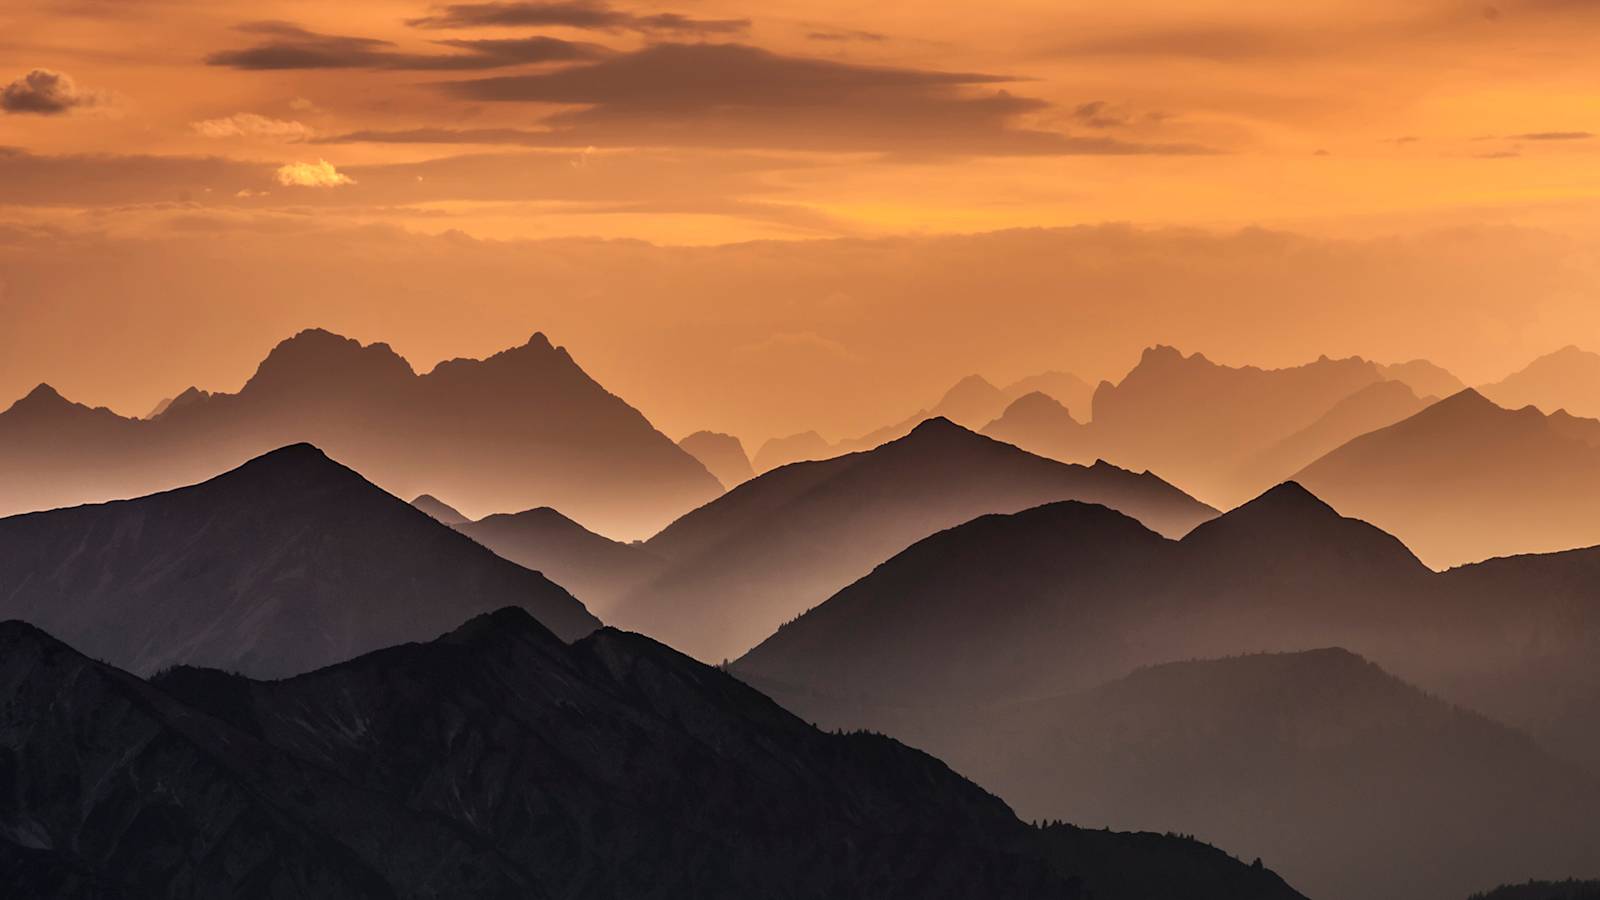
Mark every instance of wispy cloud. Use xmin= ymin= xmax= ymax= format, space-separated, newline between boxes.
xmin=406 ymin=1 xmax=749 ymax=35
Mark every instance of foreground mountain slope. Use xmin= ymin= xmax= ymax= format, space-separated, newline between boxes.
xmin=0 ymin=444 xmax=599 ymax=677
xmin=0 ymin=329 xmax=722 ymax=539
xmin=955 ymin=651 xmax=1600 ymax=900
xmin=1295 ymin=388 xmax=1600 ymax=565
xmin=618 ymin=418 xmax=1216 ymax=661
xmin=454 ymin=506 xmax=665 ymax=617
xmin=0 ymin=611 xmax=1307 ymax=900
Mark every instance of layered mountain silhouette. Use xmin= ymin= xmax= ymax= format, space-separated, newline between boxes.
xmin=751 ymin=372 xmax=1093 ymax=472
xmin=945 ymin=651 xmax=1600 ymax=900
xmin=1481 ymin=345 xmax=1600 ymax=419
xmin=678 ymin=429 xmax=755 ymax=488
xmin=0 ymin=329 xmax=722 ymax=539
xmin=0 ymin=611 xmax=1307 ymax=900
xmin=1240 ymin=379 xmax=1433 ymax=490
xmin=611 ymin=417 xmax=1216 ymax=662
xmin=1378 ymin=358 xmax=1466 ymax=399
xmin=0 ymin=444 xmax=599 ymax=677
xmin=980 ymin=391 xmax=1094 ymax=463
xmin=733 ymin=480 xmax=1600 ymax=898
xmin=736 ymin=482 xmax=1429 ymax=710
xmin=1089 ymin=346 xmax=1394 ymax=504
xmin=453 ymin=506 xmax=664 ymax=618
xmin=1294 ymin=388 xmax=1600 ymax=565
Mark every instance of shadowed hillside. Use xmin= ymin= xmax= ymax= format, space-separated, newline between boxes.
xmin=0 ymin=613 xmax=1308 ymax=900
xmin=0 ymin=444 xmax=599 ymax=677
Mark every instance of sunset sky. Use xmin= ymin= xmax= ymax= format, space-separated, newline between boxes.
xmin=3 ymin=0 xmax=1599 ymax=441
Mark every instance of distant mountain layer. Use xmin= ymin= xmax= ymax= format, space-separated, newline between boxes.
xmin=613 ymin=417 xmax=1217 ymax=662
xmin=0 ymin=328 xmax=722 ymax=539
xmin=678 ymin=429 xmax=755 ymax=488
xmin=981 ymin=391 xmax=1094 ymax=464
xmin=1295 ymin=388 xmax=1600 ymax=566
xmin=752 ymin=371 xmax=1093 ymax=472
xmin=0 ymin=611 xmax=1307 ymax=900
xmin=454 ymin=505 xmax=664 ymax=618
xmin=1481 ymin=345 xmax=1600 ymax=419
xmin=0 ymin=444 xmax=599 ymax=677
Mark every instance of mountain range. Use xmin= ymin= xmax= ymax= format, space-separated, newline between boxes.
xmin=0 ymin=443 xmax=599 ymax=677
xmin=1295 ymin=388 xmax=1600 ymax=566
xmin=732 ymin=484 xmax=1600 ymax=898
xmin=610 ymin=417 xmax=1217 ymax=662
xmin=0 ymin=329 xmax=722 ymax=539
xmin=0 ymin=609 xmax=1307 ymax=900
xmin=751 ymin=371 xmax=1093 ymax=472
xmin=1480 ymin=345 xmax=1600 ymax=419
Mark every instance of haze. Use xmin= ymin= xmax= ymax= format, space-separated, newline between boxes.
xmin=4 ymin=0 xmax=1600 ymax=444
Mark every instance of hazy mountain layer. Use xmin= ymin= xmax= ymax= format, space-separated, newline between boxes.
xmin=615 ymin=417 xmax=1217 ymax=662
xmin=0 ymin=328 xmax=723 ymax=539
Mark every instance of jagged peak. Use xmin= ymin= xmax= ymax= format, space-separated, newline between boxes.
xmin=243 ymin=328 xmax=415 ymax=393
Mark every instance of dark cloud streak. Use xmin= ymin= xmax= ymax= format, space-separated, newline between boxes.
xmin=206 ymin=21 xmax=607 ymax=70
xmin=406 ymin=1 xmax=749 ymax=35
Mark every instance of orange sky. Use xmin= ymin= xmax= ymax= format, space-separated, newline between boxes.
xmin=2 ymin=0 xmax=1599 ymax=441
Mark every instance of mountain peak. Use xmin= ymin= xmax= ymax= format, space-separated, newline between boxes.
xmin=243 ymin=328 xmax=415 ymax=395
xmin=999 ymin=390 xmax=1074 ymax=421
xmin=438 ymin=605 xmax=554 ymax=648
xmin=411 ymin=493 xmax=469 ymax=525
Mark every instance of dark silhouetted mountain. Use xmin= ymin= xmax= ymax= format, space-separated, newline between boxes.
xmin=950 ymin=650 xmax=1600 ymax=900
xmin=1241 ymin=379 xmax=1433 ymax=489
xmin=1379 ymin=358 xmax=1465 ymax=399
xmin=678 ymin=429 xmax=754 ymax=488
xmin=0 ymin=444 xmax=598 ymax=677
xmin=1090 ymin=346 xmax=1388 ymax=505
xmin=1294 ymin=388 xmax=1600 ymax=566
xmin=981 ymin=391 xmax=1094 ymax=463
xmin=0 ymin=613 xmax=1308 ymax=900
xmin=1481 ymin=345 xmax=1600 ymax=419
xmin=736 ymin=481 xmax=1430 ymax=713
xmin=0 ymin=329 xmax=722 ymax=539
xmin=613 ymin=418 xmax=1215 ymax=662
xmin=1003 ymin=371 xmax=1095 ymax=421
xmin=454 ymin=506 xmax=664 ymax=617
xmin=1470 ymin=880 xmax=1600 ymax=900
xmin=411 ymin=492 xmax=469 ymax=525
xmin=752 ymin=430 xmax=832 ymax=472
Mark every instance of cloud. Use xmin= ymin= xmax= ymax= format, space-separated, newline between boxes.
xmin=806 ymin=30 xmax=888 ymax=43
xmin=206 ymin=21 xmax=606 ymax=70
xmin=1507 ymin=131 xmax=1593 ymax=140
xmin=406 ymin=1 xmax=749 ymax=35
xmin=436 ymin=43 xmax=1212 ymax=156
xmin=192 ymin=113 xmax=313 ymax=140
xmin=1072 ymin=101 xmax=1128 ymax=129
xmin=274 ymin=159 xmax=355 ymax=187
xmin=1 ymin=69 xmax=104 ymax=115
